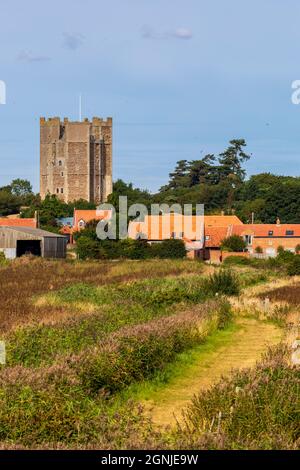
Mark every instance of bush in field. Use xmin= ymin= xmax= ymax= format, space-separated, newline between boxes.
xmin=223 ymin=255 xmax=252 ymax=266
xmin=216 ymin=300 xmax=232 ymax=329
xmin=203 ymin=270 xmax=240 ymax=296
xmin=151 ymin=239 xmax=186 ymax=259
xmin=76 ymin=236 xmax=105 ymax=260
xmin=221 ymin=235 xmax=246 ymax=252
xmin=276 ymin=249 xmax=295 ymax=264
xmin=175 ymin=346 xmax=300 ymax=449
xmin=0 ymin=252 xmax=8 ymax=266
xmin=287 ymin=254 xmax=300 ymax=276
xmin=121 ymin=239 xmax=152 ymax=260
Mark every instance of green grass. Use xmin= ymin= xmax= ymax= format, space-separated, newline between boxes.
xmin=115 ymin=322 xmax=239 ymax=405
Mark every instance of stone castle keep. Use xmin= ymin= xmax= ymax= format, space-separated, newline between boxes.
xmin=40 ymin=117 xmax=112 ymax=203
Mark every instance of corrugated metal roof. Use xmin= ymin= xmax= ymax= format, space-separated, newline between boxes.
xmin=0 ymin=226 xmax=66 ymax=238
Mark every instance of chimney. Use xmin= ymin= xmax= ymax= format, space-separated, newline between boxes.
xmin=276 ymin=217 xmax=281 ymax=226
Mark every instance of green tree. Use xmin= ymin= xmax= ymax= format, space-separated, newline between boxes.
xmin=189 ymin=154 xmax=218 ymax=186
xmin=107 ymin=179 xmax=152 ymax=211
xmin=10 ymin=179 xmax=32 ymax=197
xmin=0 ymin=189 xmax=20 ymax=216
xmin=161 ymin=160 xmax=190 ymax=191
xmin=218 ymin=139 xmax=250 ymax=182
xmin=221 ymin=235 xmax=246 ymax=252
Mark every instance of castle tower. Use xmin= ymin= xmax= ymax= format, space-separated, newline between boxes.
xmin=40 ymin=116 xmax=112 ymax=203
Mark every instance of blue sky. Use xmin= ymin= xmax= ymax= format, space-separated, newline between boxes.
xmin=1 ymin=0 xmax=300 ymax=193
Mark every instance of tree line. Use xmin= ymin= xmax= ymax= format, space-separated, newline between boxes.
xmin=2 ymin=139 xmax=300 ymax=226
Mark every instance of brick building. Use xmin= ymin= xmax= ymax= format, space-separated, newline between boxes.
xmin=40 ymin=117 xmax=112 ymax=203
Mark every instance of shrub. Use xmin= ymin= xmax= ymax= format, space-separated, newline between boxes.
xmin=296 ymin=244 xmax=300 ymax=254
xmin=0 ymin=252 xmax=8 ymax=266
xmin=255 ymin=246 xmax=263 ymax=254
xmin=221 ymin=235 xmax=246 ymax=252
xmin=120 ymin=239 xmax=151 ymax=260
xmin=223 ymin=255 xmax=251 ymax=266
xmin=151 ymin=239 xmax=186 ymax=259
xmin=203 ymin=270 xmax=240 ymax=296
xmin=277 ymin=245 xmax=284 ymax=254
xmin=276 ymin=249 xmax=295 ymax=264
xmin=76 ymin=236 xmax=105 ymax=260
xmin=287 ymin=255 xmax=300 ymax=276
xmin=216 ymin=300 xmax=232 ymax=329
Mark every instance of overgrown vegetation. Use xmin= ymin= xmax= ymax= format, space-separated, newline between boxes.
xmin=174 ymin=346 xmax=299 ymax=450
xmin=203 ymin=270 xmax=240 ymax=296
xmin=0 ymin=258 xmax=296 ymax=449
xmin=0 ymin=259 xmax=237 ymax=448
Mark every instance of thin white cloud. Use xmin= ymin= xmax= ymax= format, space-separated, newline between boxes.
xmin=141 ymin=26 xmax=193 ymax=40
xmin=17 ymin=50 xmax=51 ymax=62
xmin=63 ymin=32 xmax=85 ymax=50
xmin=172 ymin=28 xmax=193 ymax=40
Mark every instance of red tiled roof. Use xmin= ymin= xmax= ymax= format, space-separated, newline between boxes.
xmin=204 ymin=215 xmax=243 ymax=227
xmin=73 ymin=209 xmax=112 ymax=230
xmin=0 ymin=218 xmax=37 ymax=228
xmin=204 ymin=226 xmax=228 ymax=247
xmin=233 ymin=224 xmax=300 ymax=237
xmin=128 ymin=215 xmax=242 ymax=241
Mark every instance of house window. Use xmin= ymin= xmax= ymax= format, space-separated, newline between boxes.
xmin=244 ymin=235 xmax=253 ymax=245
xmin=61 ymin=172 xmax=64 ymax=177
xmin=79 ymin=220 xmax=85 ymax=229
xmin=286 ymin=230 xmax=294 ymax=236
xmin=60 ymin=188 xmax=64 ymax=194
xmin=171 ymin=232 xmax=176 ymax=239
xmin=56 ymin=188 xmax=59 ymax=194
xmin=58 ymin=160 xmax=62 ymax=166
xmin=179 ymin=232 xmax=184 ymax=238
xmin=268 ymin=230 xmax=273 ymax=236
xmin=205 ymin=235 xmax=210 ymax=241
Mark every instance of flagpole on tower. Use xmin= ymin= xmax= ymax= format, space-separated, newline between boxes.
xmin=79 ymin=94 xmax=82 ymax=122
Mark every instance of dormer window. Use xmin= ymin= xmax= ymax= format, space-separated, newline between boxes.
xmin=78 ymin=220 xmax=85 ymax=229
xmin=286 ymin=230 xmax=294 ymax=236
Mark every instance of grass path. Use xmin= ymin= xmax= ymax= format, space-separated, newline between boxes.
xmin=141 ymin=317 xmax=282 ymax=428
